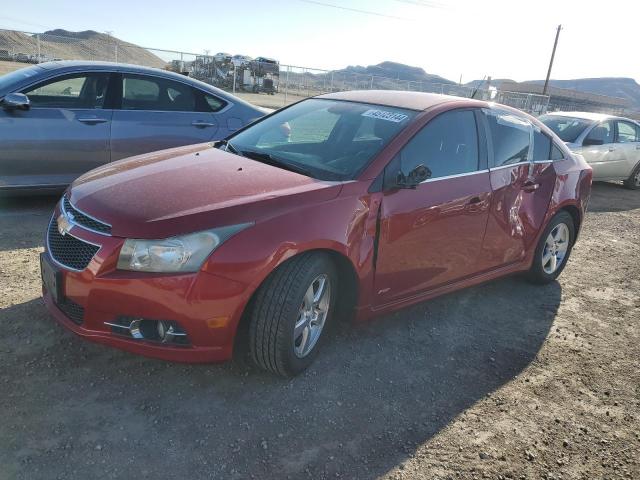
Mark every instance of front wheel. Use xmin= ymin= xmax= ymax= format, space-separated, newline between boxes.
xmin=526 ymin=211 xmax=575 ymax=284
xmin=248 ymin=253 xmax=337 ymax=376
xmin=623 ymin=162 xmax=640 ymax=190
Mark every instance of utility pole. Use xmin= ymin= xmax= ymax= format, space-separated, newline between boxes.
xmin=543 ymin=24 xmax=562 ymax=96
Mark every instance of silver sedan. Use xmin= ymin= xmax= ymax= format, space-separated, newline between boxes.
xmin=0 ymin=61 xmax=265 ymax=194
xmin=540 ymin=111 xmax=640 ymax=189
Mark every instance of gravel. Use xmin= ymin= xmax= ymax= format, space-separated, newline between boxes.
xmin=0 ymin=181 xmax=638 ymax=480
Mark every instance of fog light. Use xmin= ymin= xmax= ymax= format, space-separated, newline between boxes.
xmin=157 ymin=320 xmax=175 ymax=343
xmin=105 ymin=317 xmax=189 ymax=345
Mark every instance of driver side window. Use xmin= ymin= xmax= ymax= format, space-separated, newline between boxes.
xmin=585 ymin=121 xmax=614 ymax=145
xmin=22 ymin=73 xmax=110 ymax=109
xmin=399 ymin=109 xmax=479 ymax=180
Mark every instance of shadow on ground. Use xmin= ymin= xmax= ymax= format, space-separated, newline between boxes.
xmin=588 ymin=181 xmax=640 ymax=213
xmin=0 ymin=276 xmax=560 ymax=479
xmin=0 ymin=195 xmax=57 ymax=252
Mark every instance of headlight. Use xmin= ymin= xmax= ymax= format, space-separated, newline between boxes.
xmin=117 ymin=223 xmax=252 ymax=273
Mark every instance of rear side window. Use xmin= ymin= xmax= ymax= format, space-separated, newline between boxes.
xmin=485 ymin=110 xmax=531 ymax=167
xmin=533 ymin=129 xmax=552 ymax=161
xmin=202 ymin=93 xmax=227 ymax=112
xmin=551 ymin=144 xmax=565 ymax=160
xmin=616 ymin=121 xmax=639 ymax=143
xmin=122 ymin=74 xmax=195 ymax=112
xmin=23 ymin=73 xmax=109 ymax=109
xmin=399 ymin=109 xmax=479 ymax=180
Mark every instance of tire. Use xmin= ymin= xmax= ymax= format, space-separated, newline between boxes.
xmin=623 ymin=161 xmax=640 ymax=190
xmin=248 ymin=252 xmax=337 ymax=377
xmin=526 ymin=211 xmax=576 ymax=284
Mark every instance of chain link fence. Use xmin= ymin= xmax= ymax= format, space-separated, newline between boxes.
xmin=0 ymin=28 xmax=553 ymax=113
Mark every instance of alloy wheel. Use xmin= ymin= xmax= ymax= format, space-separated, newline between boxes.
xmin=293 ymin=274 xmax=331 ymax=358
xmin=541 ymin=223 xmax=570 ymax=274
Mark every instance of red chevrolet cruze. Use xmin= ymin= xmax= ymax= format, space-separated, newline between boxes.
xmin=41 ymin=91 xmax=592 ymax=376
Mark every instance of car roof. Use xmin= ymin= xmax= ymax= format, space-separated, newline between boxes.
xmin=543 ymin=111 xmax=623 ymax=122
xmin=316 ymin=90 xmax=487 ymax=112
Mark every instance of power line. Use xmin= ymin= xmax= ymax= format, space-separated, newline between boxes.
xmin=390 ymin=0 xmax=444 ymax=8
xmin=296 ymin=0 xmax=410 ymax=21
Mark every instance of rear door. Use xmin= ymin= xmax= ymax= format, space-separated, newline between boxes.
xmin=614 ymin=120 xmax=640 ymax=179
xmin=0 ymin=72 xmax=112 ymax=189
xmin=476 ymin=109 xmax=556 ymax=271
xmin=580 ymin=120 xmax=625 ymax=180
xmin=110 ymin=73 xmax=228 ymax=160
xmin=374 ymin=108 xmax=492 ymax=305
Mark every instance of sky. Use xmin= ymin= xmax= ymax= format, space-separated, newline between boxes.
xmin=2 ymin=0 xmax=639 ymax=83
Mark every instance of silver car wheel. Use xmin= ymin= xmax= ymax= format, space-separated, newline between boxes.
xmin=293 ymin=274 xmax=331 ymax=358
xmin=541 ymin=223 xmax=570 ymax=274
xmin=634 ymin=169 xmax=640 ymax=187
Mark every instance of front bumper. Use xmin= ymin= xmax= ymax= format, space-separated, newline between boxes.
xmin=42 ymin=207 xmax=251 ymax=363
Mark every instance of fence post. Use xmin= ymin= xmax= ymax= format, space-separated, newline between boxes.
xmin=232 ymin=64 xmax=236 ymax=94
xmin=370 ymin=75 xmax=373 ymax=90
xmin=284 ymin=65 xmax=289 ymax=105
xmin=180 ymin=52 xmax=184 ymax=73
xmin=114 ymin=43 xmax=118 ymax=63
xmin=36 ymin=34 xmax=40 ymax=62
xmin=330 ymin=71 xmax=334 ymax=92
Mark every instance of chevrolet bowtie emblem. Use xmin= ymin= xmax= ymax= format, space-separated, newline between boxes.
xmin=57 ymin=211 xmax=74 ymax=236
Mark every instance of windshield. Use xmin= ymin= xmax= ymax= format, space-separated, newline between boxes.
xmin=226 ymin=98 xmax=416 ymax=181
xmin=0 ymin=65 xmax=42 ymax=95
xmin=539 ymin=114 xmax=593 ymax=143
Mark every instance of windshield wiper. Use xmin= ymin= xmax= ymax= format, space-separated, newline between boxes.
xmin=215 ymin=139 xmax=240 ymax=155
xmin=239 ymin=149 xmax=314 ymax=178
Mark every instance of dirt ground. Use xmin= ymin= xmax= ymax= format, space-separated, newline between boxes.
xmin=0 ymin=182 xmax=638 ymax=480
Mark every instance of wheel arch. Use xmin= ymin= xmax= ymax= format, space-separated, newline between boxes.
xmin=231 ymin=247 xmax=360 ymax=358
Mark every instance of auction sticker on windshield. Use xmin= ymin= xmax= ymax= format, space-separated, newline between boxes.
xmin=362 ymin=109 xmax=409 ymax=123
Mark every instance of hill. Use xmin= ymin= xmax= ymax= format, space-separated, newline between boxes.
xmin=0 ymin=29 xmax=165 ymax=68
xmin=333 ymin=61 xmax=454 ymax=85
xmin=528 ymin=78 xmax=640 ymax=110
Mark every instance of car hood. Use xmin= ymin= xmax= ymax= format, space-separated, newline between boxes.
xmin=69 ymin=143 xmax=343 ymax=238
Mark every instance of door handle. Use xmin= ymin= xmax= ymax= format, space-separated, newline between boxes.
xmin=522 ymin=180 xmax=539 ymax=192
xmin=192 ymin=121 xmax=215 ymax=128
xmin=77 ymin=117 xmax=108 ymax=124
xmin=608 ymin=146 xmax=616 ymax=152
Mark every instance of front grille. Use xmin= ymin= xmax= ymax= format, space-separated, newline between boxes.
xmin=56 ymin=297 xmax=85 ymax=325
xmin=63 ymin=197 xmax=111 ymax=235
xmin=47 ymin=219 xmax=100 ymax=270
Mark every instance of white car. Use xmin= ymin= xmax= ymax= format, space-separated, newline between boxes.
xmin=540 ymin=111 xmax=640 ymax=189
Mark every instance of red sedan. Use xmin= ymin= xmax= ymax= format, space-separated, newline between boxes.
xmin=41 ymin=91 xmax=592 ymax=376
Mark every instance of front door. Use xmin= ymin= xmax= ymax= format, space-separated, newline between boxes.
xmin=110 ymin=73 xmax=222 ymax=160
xmin=0 ymin=72 xmax=112 ymax=189
xmin=581 ymin=120 xmax=626 ymax=180
xmin=374 ymin=109 xmax=491 ymax=305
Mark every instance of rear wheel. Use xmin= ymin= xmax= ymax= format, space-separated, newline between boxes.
xmin=623 ymin=162 xmax=640 ymax=190
xmin=526 ymin=211 xmax=575 ymax=284
xmin=248 ymin=252 xmax=336 ymax=377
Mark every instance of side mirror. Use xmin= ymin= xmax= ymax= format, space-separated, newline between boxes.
xmin=2 ymin=92 xmax=30 ymax=111
xmin=396 ymin=164 xmax=431 ymax=189
xmin=583 ymin=137 xmax=604 ymax=146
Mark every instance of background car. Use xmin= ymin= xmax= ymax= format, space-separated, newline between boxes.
xmin=540 ymin=111 xmax=640 ymax=189
xmin=231 ymin=54 xmax=252 ymax=68
xmin=0 ymin=61 xmax=265 ymax=194
xmin=251 ymin=56 xmax=279 ymax=75
xmin=41 ymin=91 xmax=592 ymax=377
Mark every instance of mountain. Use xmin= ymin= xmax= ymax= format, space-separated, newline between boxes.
xmin=333 ymin=61 xmax=454 ymax=85
xmin=0 ymin=29 xmax=165 ymax=68
xmin=465 ymin=77 xmax=640 ymax=111
xmin=528 ymin=78 xmax=640 ymax=110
